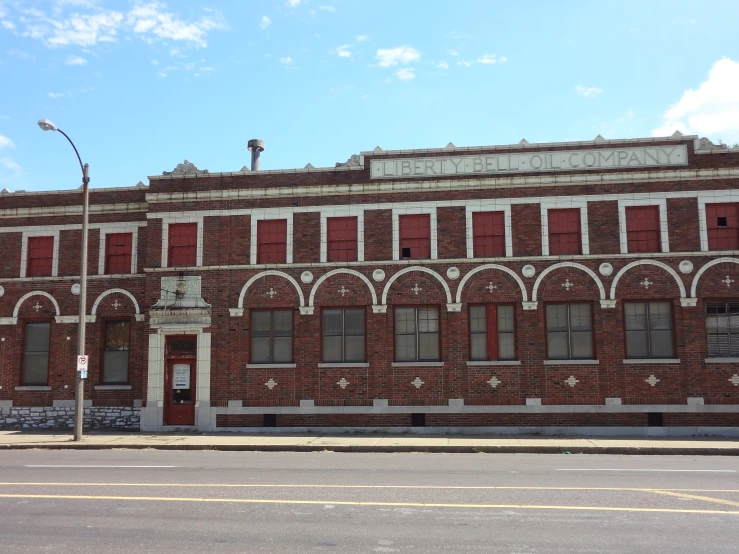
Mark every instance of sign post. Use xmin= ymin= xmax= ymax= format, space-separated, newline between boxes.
xmin=76 ymin=355 xmax=88 ymax=379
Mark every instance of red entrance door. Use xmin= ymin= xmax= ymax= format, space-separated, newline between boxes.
xmin=164 ymin=359 xmax=196 ymax=426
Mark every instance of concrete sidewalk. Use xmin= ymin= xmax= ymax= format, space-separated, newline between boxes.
xmin=1 ymin=431 xmax=739 ymax=455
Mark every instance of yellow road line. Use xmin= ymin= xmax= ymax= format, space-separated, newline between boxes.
xmin=646 ymin=489 xmax=739 ymax=508
xmin=0 ymin=483 xmax=738 ymax=493
xmin=0 ymin=493 xmax=738 ymax=515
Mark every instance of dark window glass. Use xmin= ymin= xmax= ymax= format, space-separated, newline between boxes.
xmin=469 ymin=304 xmax=516 ymax=361
xmin=23 ymin=322 xmax=50 ymax=385
xmin=251 ymin=310 xmax=293 ymax=363
xmin=103 ymin=320 xmax=130 ymax=383
xmin=624 ymin=302 xmax=674 ymax=359
xmin=546 ymin=303 xmax=594 ymax=360
xmin=395 ymin=307 xmax=439 ymax=362
xmin=322 ymin=308 xmax=365 ymax=362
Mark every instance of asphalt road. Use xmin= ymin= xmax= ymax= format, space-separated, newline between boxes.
xmin=0 ymin=451 xmax=738 ymax=553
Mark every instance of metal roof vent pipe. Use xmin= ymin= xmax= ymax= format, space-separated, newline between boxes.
xmin=248 ymin=139 xmax=265 ymax=171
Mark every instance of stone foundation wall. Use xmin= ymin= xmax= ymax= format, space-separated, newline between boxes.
xmin=0 ymin=407 xmax=140 ymax=431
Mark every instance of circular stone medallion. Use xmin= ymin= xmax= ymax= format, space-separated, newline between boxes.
xmin=0 ymin=285 xmax=4 ymax=298
xmin=300 ymin=271 xmax=314 ymax=284
xmin=521 ymin=265 xmax=536 ymax=278
xmin=678 ymin=260 xmax=694 ymax=274
xmin=599 ymin=262 xmax=613 ymax=277
xmin=372 ymin=269 xmax=386 ymax=282
xmin=446 ymin=267 xmax=460 ymax=280
xmin=71 ymin=283 xmax=81 ymax=296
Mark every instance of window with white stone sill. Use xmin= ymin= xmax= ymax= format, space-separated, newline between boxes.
xmin=321 ymin=308 xmax=365 ymax=363
xmin=469 ymin=304 xmax=516 ymax=362
xmin=545 ymin=303 xmax=595 ymax=360
xmin=624 ymin=301 xmax=675 ymax=359
xmin=705 ymin=301 xmax=739 ymax=358
xmin=102 ymin=319 xmax=130 ymax=384
xmin=394 ymin=306 xmax=440 ymax=362
xmin=251 ymin=310 xmax=293 ymax=364
xmin=22 ymin=321 xmax=50 ymax=386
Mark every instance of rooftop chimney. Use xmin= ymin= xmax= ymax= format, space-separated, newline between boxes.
xmin=248 ymin=139 xmax=265 ymax=171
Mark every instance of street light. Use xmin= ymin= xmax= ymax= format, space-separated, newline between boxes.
xmin=38 ymin=119 xmax=90 ymax=442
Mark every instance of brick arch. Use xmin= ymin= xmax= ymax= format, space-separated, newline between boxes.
xmin=13 ymin=291 xmax=60 ymax=318
xmin=91 ymin=288 xmax=141 ymax=317
xmin=237 ymin=270 xmax=305 ymax=309
xmin=610 ymin=260 xmax=685 ymax=300
xmin=308 ymin=269 xmax=377 ymax=306
xmin=691 ymin=257 xmax=739 ymax=297
xmin=455 ymin=264 xmax=528 ymax=303
xmin=381 ymin=266 xmax=452 ymax=304
xmin=532 ymin=262 xmax=605 ymax=301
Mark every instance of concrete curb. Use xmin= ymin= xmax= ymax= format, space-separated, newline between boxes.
xmin=1 ymin=443 xmax=738 ymax=455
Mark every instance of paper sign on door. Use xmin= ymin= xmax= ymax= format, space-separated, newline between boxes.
xmin=173 ymin=364 xmax=191 ymax=389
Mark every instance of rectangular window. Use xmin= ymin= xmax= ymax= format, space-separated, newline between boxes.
xmin=22 ymin=322 xmax=50 ymax=385
xmin=105 ymin=233 xmax=133 ymax=274
xmin=395 ymin=306 xmax=440 ymax=362
xmin=327 ymin=217 xmax=358 ymax=262
xmin=257 ymin=219 xmax=288 ymax=264
xmin=103 ymin=320 xmax=130 ymax=383
xmin=322 ymin=308 xmax=365 ymax=362
xmin=624 ymin=302 xmax=674 ymax=358
xmin=251 ymin=310 xmax=293 ymax=363
xmin=469 ymin=304 xmax=516 ymax=361
xmin=706 ymin=203 xmax=739 ymax=251
xmin=168 ymin=223 xmax=197 ymax=266
xmin=705 ymin=301 xmax=739 ymax=357
xmin=27 ymin=236 xmax=54 ymax=277
xmin=626 ymin=206 xmax=661 ymax=253
xmin=472 ymin=211 xmax=506 ymax=258
xmin=546 ymin=303 xmax=594 ymax=360
xmin=548 ymin=209 xmax=581 ymax=255
xmin=399 ymin=214 xmax=431 ymax=259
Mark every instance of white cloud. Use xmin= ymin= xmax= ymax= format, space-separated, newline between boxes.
xmin=499 ymin=56 xmax=508 ymax=63
xmin=285 ymin=0 xmax=302 ymax=6
xmin=65 ymin=54 xmax=87 ymax=65
xmin=2 ymin=20 xmax=15 ymax=30
xmin=356 ymin=35 xmax=368 ymax=42
xmin=436 ymin=61 xmax=448 ymax=69
xmin=151 ymin=58 xmax=160 ymax=65
xmin=375 ymin=45 xmax=420 ymax=67
xmin=0 ymin=135 xmax=14 ymax=149
xmin=334 ymin=44 xmax=352 ymax=59
xmin=0 ymin=157 xmax=22 ymax=176
xmin=260 ymin=16 xmax=271 ymax=30
xmin=447 ymin=49 xmax=458 ymax=57
xmin=279 ymin=56 xmax=293 ymax=65
xmin=575 ymin=85 xmax=603 ymax=98
xmin=652 ymin=57 xmax=739 ymax=142
xmin=477 ymin=54 xmax=497 ymax=64
xmin=456 ymin=61 xmax=471 ymax=67
xmin=126 ymin=3 xmax=224 ymax=48
xmin=394 ymin=68 xmax=415 ymax=81
xmin=319 ymin=5 xmax=336 ymax=12
xmin=48 ymin=92 xmax=65 ymax=98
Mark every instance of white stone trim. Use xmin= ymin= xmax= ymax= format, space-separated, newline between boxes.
xmin=308 ymin=268 xmax=378 ymax=306
xmin=618 ymin=198 xmax=669 ymax=254
xmin=381 ymin=266 xmax=452 ymax=304
xmin=236 ymin=270 xmax=306 ymax=309
xmin=90 ymin=288 xmax=142 ymax=318
xmin=464 ymin=204 xmax=513 ymax=258
xmin=543 ymin=359 xmax=600 ymax=365
xmin=690 ymin=257 xmax=739 ymax=297
xmin=705 ymin=357 xmax=739 ymax=364
xmin=540 ymin=199 xmax=590 ymax=256
xmin=94 ymin=385 xmax=132 ymax=390
xmin=97 ymin=222 xmax=145 ymax=275
xmin=531 ymin=262 xmax=606 ymax=301
xmin=609 ymin=259 xmax=686 ymax=300
xmin=250 ymin=212 xmax=294 ymax=265
xmin=0 ymin=202 xmax=148 ymax=219
xmin=392 ymin=206 xmax=437 ymax=261
xmin=160 ymin=215 xmax=204 ymax=268
xmin=246 ymin=363 xmax=297 ymax=369
xmin=317 ymin=363 xmax=369 ymax=368
xmin=319 ymin=208 xmax=365 ymax=263
xmin=391 ymin=362 xmax=444 ymax=367
xmin=12 ymin=291 xmax=61 ymax=318
xmin=466 ymin=360 xmax=521 ymax=366
xmin=622 ymin=358 xmax=681 ymax=364
xmin=455 ymin=263 xmax=528 ymax=303
xmin=20 ymin=229 xmax=60 ymax=278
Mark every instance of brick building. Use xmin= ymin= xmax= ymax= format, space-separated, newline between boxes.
xmin=1 ymin=133 xmax=739 ymax=434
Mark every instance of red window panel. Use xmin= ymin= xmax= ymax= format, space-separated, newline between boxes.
xmin=548 ymin=209 xmax=581 ymax=255
xmin=626 ymin=206 xmax=661 ymax=253
xmin=327 ymin=217 xmax=358 ymax=262
xmin=706 ymin=203 xmax=739 ymax=250
xmin=27 ymin=236 xmax=54 ymax=277
xmin=399 ymin=214 xmax=431 ymax=259
xmin=472 ymin=211 xmax=505 ymax=257
xmin=105 ymin=233 xmax=133 ymax=274
xmin=257 ymin=219 xmax=287 ymax=264
xmin=168 ymin=223 xmax=197 ymax=266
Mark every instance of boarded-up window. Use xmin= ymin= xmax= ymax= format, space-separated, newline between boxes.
xmin=105 ymin=233 xmax=133 ymax=274
xmin=472 ymin=212 xmax=506 ymax=257
xmin=548 ymin=209 xmax=581 ymax=255
xmin=626 ymin=206 xmax=661 ymax=253
xmin=27 ymin=236 xmax=54 ymax=277
xmin=257 ymin=220 xmax=288 ymax=264
xmin=168 ymin=223 xmax=197 ymax=266
xmin=399 ymin=214 xmax=431 ymax=259
xmin=327 ymin=217 xmax=358 ymax=262
xmin=706 ymin=204 xmax=739 ymax=250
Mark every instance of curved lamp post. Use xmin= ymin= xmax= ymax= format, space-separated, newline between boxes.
xmin=38 ymin=119 xmax=90 ymax=442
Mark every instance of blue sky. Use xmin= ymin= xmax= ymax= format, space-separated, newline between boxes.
xmin=0 ymin=0 xmax=738 ymax=192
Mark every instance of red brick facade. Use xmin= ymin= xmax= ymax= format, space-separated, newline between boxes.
xmin=1 ymin=136 xmax=739 ymax=431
